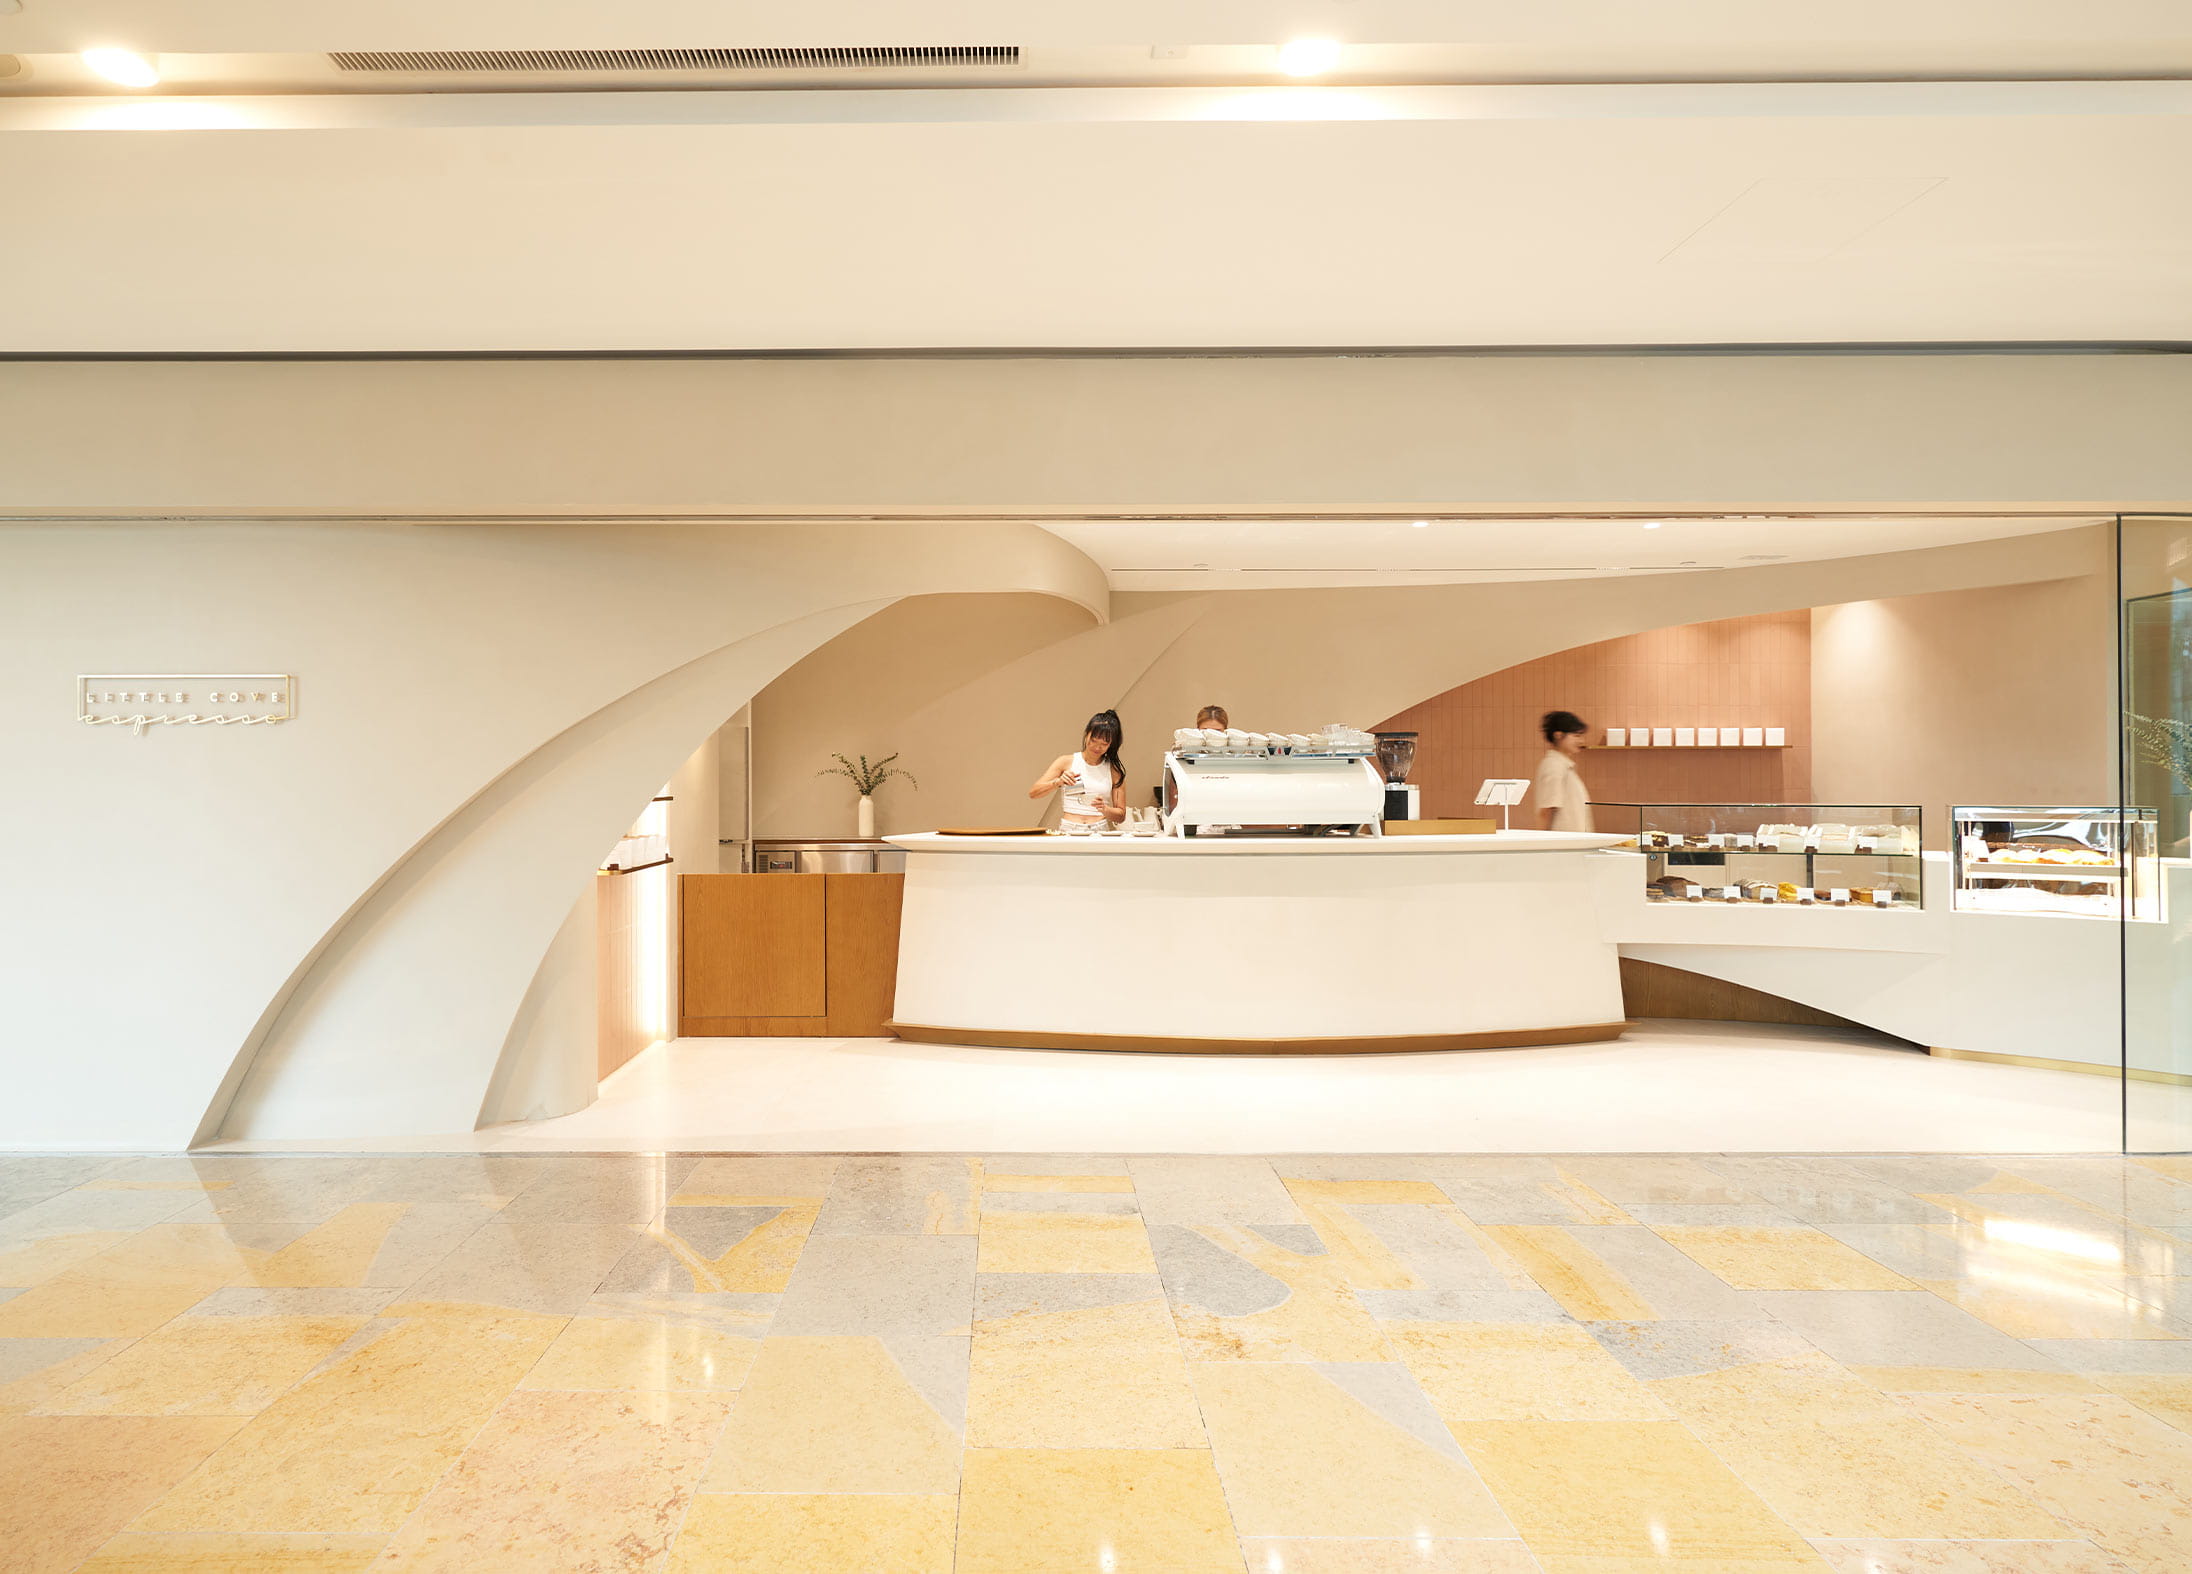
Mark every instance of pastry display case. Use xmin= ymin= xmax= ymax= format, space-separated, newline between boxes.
xmin=1952 ymin=806 xmax=2159 ymax=920
xmin=1594 ymin=803 xmax=1923 ymax=908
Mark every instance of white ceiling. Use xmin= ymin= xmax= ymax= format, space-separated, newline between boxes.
xmin=1036 ymin=514 xmax=2102 ymax=588
xmin=0 ymin=79 xmax=2186 ymax=351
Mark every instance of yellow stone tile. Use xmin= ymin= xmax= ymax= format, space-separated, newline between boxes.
xmin=1283 ymin=1179 xmax=1452 ymax=1205
xmin=957 ymin=1447 xmax=1243 ymax=1574
xmin=37 ymin=1316 xmax=365 ymax=1416
xmin=0 ymin=1226 xmax=263 ymax=1338
xmin=1388 ymin=1320 xmax=1669 ymax=1423
xmin=1653 ymin=1227 xmax=1914 ymax=1292
xmin=1899 ymin=1393 xmax=2192 ymax=1574
xmin=0 ymin=1339 xmax=130 ymax=1414
xmin=1454 ymin=1419 xmax=1815 ymax=1563
xmin=1171 ymin=1225 xmax=1393 ymax=1363
xmin=1809 ymin=1539 xmax=2140 ymax=1573
xmin=1654 ymin=1368 xmax=2067 ymax=1540
xmin=970 ymin=1338 xmax=1204 ymax=1448
xmin=1281 ymin=1184 xmax=1427 ymax=1292
xmin=1547 ymin=1171 xmax=1641 ymax=1225
xmin=371 ymin=1388 xmax=730 ymax=1570
xmin=2096 ymin=1373 xmax=2192 ymax=1433
xmin=1239 ymin=1539 xmax=1541 ymax=1573
xmin=0 ymin=1414 xmax=246 ymax=1574
xmin=976 ymin=1211 xmax=1156 ymax=1274
xmin=131 ymin=1302 xmax=565 ymax=1533
xmin=519 ymin=1314 xmax=757 ymax=1392
xmin=233 ymin=1205 xmax=407 ymax=1289
xmin=702 ymin=1335 xmax=959 ymax=1493
xmin=1485 ymin=1226 xmax=1655 ymax=1321
xmin=644 ymin=1199 xmax=821 ymax=1293
xmin=1649 ymin=1351 xmax=1901 ymax=1432
xmin=2132 ymin=1157 xmax=2192 ymax=1183
xmin=81 ymin=1181 xmax=235 ymax=1193
xmin=974 ymin=1293 xmax=1179 ymax=1348
xmin=982 ymin=1173 xmax=1135 ymax=1194
xmin=0 ymin=1231 xmax=136 ymax=1288
xmin=1918 ymin=1279 xmax=2183 ymax=1342
xmin=1194 ymin=1362 xmax=1510 ymax=1538
xmin=1851 ymin=1367 xmax=2102 ymax=1396
xmin=1532 ymin=1557 xmax=1825 ymax=1573
xmin=75 ymin=1532 xmax=387 ymax=1571
xmin=669 ymin=1493 xmax=955 ymax=1574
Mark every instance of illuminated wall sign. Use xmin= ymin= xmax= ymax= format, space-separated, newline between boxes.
xmin=78 ymin=675 xmax=295 ymax=735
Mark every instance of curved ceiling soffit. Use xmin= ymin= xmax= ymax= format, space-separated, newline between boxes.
xmin=1122 ymin=527 xmax=2111 ymax=732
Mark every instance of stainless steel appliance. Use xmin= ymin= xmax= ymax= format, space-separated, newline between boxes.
xmin=749 ymin=840 xmax=907 ymax=874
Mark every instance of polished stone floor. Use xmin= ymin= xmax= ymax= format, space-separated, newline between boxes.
xmin=4 ymin=1152 xmax=2191 ymax=1572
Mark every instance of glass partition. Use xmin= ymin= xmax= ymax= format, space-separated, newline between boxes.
xmin=2121 ymin=516 xmax=2192 ymax=1152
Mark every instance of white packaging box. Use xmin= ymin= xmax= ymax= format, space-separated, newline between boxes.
xmin=1674 ymin=727 xmax=1696 ymax=747
xmin=1652 ymin=727 xmax=1674 ymax=747
xmin=1605 ymin=728 xmax=1627 ymax=747
xmin=1742 ymin=727 xmax=1765 ymax=747
xmin=1765 ymin=726 xmax=1786 ymax=746
xmin=1718 ymin=726 xmax=1739 ymax=746
xmin=1632 ymin=724 xmax=1652 ymax=746
xmin=1694 ymin=728 xmax=1716 ymax=746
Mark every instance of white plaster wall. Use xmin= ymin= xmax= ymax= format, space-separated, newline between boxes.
xmin=0 ymin=519 xmax=1104 ymax=1149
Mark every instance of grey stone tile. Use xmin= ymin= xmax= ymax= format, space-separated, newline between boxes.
xmin=974 ymin=1273 xmax=1167 ymax=1323
xmin=1127 ymin=1156 xmax=1300 ymax=1225
xmin=497 ymin=1155 xmax=699 ymax=1226
xmin=0 ymin=1187 xmax=207 ymax=1247
xmin=1356 ymin=1290 xmax=1569 ymax=1323
xmin=978 ymin=1191 xmax=1140 ymax=1216
xmin=594 ymin=1206 xmax=790 ymax=1294
xmin=0 ymin=1289 xmax=21 ymax=1306
xmin=397 ymin=1216 xmax=640 ymax=1315
xmin=884 ymin=1333 xmax=970 ymax=1432
xmin=1803 ymin=1219 xmax=1979 ymax=1282
xmin=1564 ymin=1226 xmax=1756 ymax=1319
xmin=2023 ymin=1338 xmax=2192 ymax=1374
xmin=1555 ymin=1157 xmax=1760 ymax=1207
xmin=584 ymin=1291 xmax=778 ymax=1335
xmin=978 ymin=1154 xmax=1131 ymax=1178
xmin=185 ymin=1287 xmax=404 ymax=1317
xmin=1313 ymin=1362 xmax=1465 ymax=1458
xmin=2000 ymin=1158 xmax=2192 ymax=1226
xmin=1752 ymin=1290 xmax=2069 ymax=1371
xmin=1589 ymin=1320 xmax=1818 ymax=1381
xmin=1148 ymin=1223 xmax=1290 ymax=1318
xmin=1435 ymin=1176 xmax=1600 ymax=1226
xmin=348 ymin=1155 xmax=547 ymax=1204
xmin=1835 ymin=1156 xmax=2027 ymax=1194
xmin=1621 ymin=1203 xmax=1803 ymax=1227
xmin=1348 ymin=1204 xmax=1514 ymax=1292
xmin=814 ymin=1157 xmax=980 ymax=1235
xmin=1271 ymin=1155 xmax=1545 ymax=1182
xmin=772 ymin=1233 xmax=976 ymax=1337
xmin=0 ymin=1158 xmax=130 ymax=1220
xmin=358 ymin=1201 xmax=502 ymax=1288
xmin=678 ymin=1155 xmax=840 ymax=1197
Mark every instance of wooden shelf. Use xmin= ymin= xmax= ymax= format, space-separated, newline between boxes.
xmin=1591 ymin=744 xmax=1792 ymax=751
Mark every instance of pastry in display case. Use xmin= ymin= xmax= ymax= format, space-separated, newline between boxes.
xmin=1594 ymin=803 xmax=1924 ymax=908
xmin=1952 ymin=806 xmax=2159 ymax=920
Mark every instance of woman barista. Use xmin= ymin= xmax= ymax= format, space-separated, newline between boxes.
xmin=1032 ymin=710 xmax=1127 ymax=828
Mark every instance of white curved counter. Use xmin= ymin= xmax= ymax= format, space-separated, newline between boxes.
xmin=885 ymin=830 xmax=1630 ymax=1054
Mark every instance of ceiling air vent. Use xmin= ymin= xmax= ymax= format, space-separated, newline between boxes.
xmin=329 ymin=46 xmax=1019 ymax=73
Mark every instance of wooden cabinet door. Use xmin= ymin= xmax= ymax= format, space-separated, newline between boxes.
xmin=681 ymin=875 xmax=827 ymax=1019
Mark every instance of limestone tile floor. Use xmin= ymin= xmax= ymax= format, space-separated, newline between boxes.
xmin=3 ymin=1151 xmax=2191 ymax=1571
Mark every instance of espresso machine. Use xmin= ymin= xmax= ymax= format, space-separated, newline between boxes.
xmin=1375 ymin=731 xmax=1420 ymax=822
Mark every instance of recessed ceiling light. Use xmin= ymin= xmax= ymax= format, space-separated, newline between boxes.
xmin=1641 ymin=521 xmax=1663 ymax=530
xmin=1411 ymin=520 xmax=1430 ymax=529
xmin=82 ymin=47 xmax=160 ymax=87
xmin=1276 ymin=38 xmax=1342 ymax=76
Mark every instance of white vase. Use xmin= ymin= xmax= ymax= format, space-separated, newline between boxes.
xmin=857 ymin=794 xmax=876 ymax=838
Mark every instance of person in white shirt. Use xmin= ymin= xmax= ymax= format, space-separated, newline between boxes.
xmin=1031 ymin=709 xmax=1127 ymax=828
xmin=1533 ymin=709 xmax=1594 ymax=832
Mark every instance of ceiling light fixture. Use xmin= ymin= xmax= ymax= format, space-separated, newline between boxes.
xmin=81 ymin=47 xmax=160 ymax=87
xmin=1276 ymin=37 xmax=1342 ymax=76
xmin=1641 ymin=521 xmax=1663 ymax=530
xmin=1411 ymin=520 xmax=1430 ymax=529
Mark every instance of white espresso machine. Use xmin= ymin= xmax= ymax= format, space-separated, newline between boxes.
xmin=1161 ymin=732 xmax=1385 ymax=837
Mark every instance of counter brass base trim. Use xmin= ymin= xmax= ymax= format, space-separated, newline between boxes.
xmin=884 ymin=1020 xmax=1630 ymax=1055
xmin=1929 ymin=1045 xmax=2192 ymax=1087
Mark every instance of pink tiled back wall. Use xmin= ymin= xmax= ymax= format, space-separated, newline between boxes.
xmin=1375 ymin=610 xmax=1813 ymax=818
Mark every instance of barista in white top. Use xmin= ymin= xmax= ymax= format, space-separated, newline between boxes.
xmin=1032 ymin=709 xmax=1127 ymax=828
xmin=1533 ymin=709 xmax=1595 ymax=832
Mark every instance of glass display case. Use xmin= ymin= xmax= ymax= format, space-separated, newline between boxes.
xmin=1594 ymin=803 xmax=1923 ymax=908
xmin=1952 ymin=805 xmax=2159 ymax=921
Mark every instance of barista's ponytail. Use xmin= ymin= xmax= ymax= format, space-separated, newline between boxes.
xmin=1084 ymin=709 xmax=1125 ymax=787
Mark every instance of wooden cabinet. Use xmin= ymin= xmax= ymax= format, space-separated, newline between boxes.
xmin=679 ymin=873 xmax=903 ymax=1037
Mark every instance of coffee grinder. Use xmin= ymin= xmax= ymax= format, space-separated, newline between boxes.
xmin=1374 ymin=731 xmax=1420 ymax=822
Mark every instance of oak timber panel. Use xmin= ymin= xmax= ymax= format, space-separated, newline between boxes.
xmin=820 ymin=872 xmax=904 ymax=1036
xmin=679 ymin=873 xmax=904 ymax=1037
xmin=680 ymin=873 xmax=827 ymax=1020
